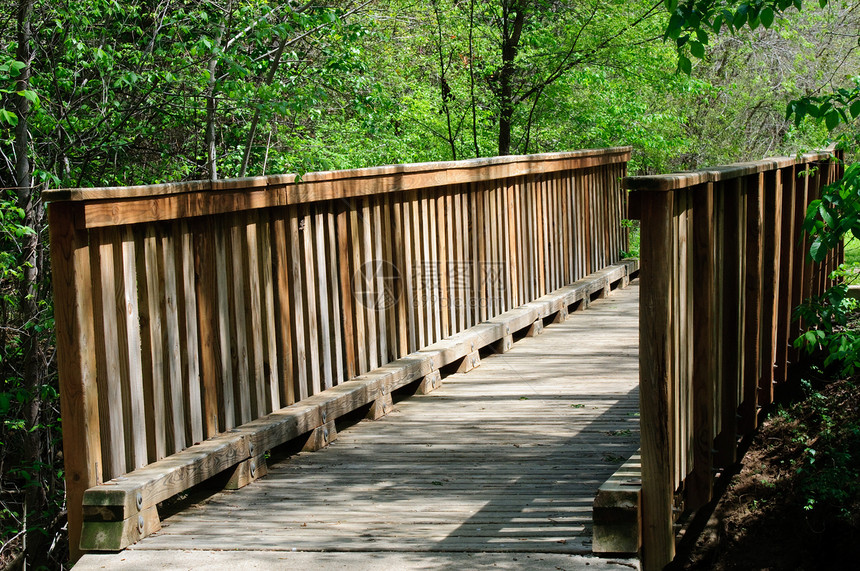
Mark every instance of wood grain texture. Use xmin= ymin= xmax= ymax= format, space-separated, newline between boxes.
xmin=51 ymin=151 xmax=635 ymax=562
xmin=85 ymin=280 xmax=640 ymax=562
xmin=638 ymin=190 xmax=675 ymax=571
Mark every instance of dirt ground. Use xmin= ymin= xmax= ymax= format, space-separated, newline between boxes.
xmin=681 ymin=377 xmax=860 ymax=571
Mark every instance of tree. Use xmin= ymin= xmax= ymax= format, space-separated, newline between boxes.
xmin=665 ymin=0 xmax=860 ymax=372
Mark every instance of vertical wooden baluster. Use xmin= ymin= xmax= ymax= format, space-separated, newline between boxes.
xmin=258 ymin=212 xmax=281 ymax=409
xmin=689 ymin=182 xmax=716 ymax=508
xmin=273 ymin=209 xmax=297 ymax=403
xmin=91 ymin=228 xmax=124 ymax=477
xmin=315 ymin=207 xmax=334 ymax=390
xmin=137 ymin=226 xmax=165 ymax=461
xmin=178 ymin=222 xmax=204 ymax=441
xmin=116 ymin=228 xmax=147 ymax=469
xmin=741 ymin=174 xmax=763 ymax=433
xmin=302 ymin=205 xmax=322 ymax=394
xmin=227 ymin=214 xmax=252 ymax=424
xmin=213 ymin=218 xmax=235 ymax=428
xmin=759 ymin=170 xmax=780 ymax=414
xmin=391 ymin=195 xmax=409 ymax=357
xmin=289 ymin=207 xmax=310 ymax=399
xmin=335 ymin=204 xmax=357 ymax=381
xmin=774 ymin=167 xmax=796 ymax=388
xmin=243 ymin=213 xmax=266 ymax=418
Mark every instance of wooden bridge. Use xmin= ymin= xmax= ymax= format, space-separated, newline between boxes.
xmin=46 ymin=147 xmax=842 ymax=570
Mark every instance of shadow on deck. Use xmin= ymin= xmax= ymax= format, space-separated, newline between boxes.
xmin=76 ymin=281 xmax=641 ymax=571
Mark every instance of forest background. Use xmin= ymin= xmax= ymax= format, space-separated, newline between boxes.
xmin=1 ymin=0 xmax=858 ymax=567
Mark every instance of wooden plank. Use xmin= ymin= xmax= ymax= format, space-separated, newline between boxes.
xmin=314 ymin=208 xmax=335 ymax=390
xmin=688 ymin=183 xmax=715 ymax=509
xmin=758 ymin=170 xmax=780 ymax=412
xmin=349 ymin=206 xmax=369 ymax=372
xmin=212 ymin=218 xmax=235 ymax=429
xmin=638 ymin=190 xmax=676 ymax=570
xmin=272 ymin=210 xmax=296 ymax=404
xmin=49 ymin=202 xmax=102 ymax=560
xmin=82 ymin=431 xmax=250 ymax=519
xmin=62 ymin=151 xmax=633 ymax=229
xmin=470 ymin=184 xmax=481 ymax=326
xmin=443 ymin=190 xmax=457 ymax=334
xmin=411 ymin=194 xmax=427 ymax=348
xmin=536 ymin=175 xmax=547 ymax=296
xmin=372 ymin=198 xmax=390 ymax=361
xmin=391 ymin=195 xmax=409 ymax=358
xmin=78 ymin=273 xmax=641 ymax=566
xmin=436 ymin=189 xmax=450 ymax=338
xmin=774 ymin=166 xmax=796 ymax=386
xmin=92 ymin=228 xmax=126 ymax=478
xmin=424 ymin=191 xmax=441 ymax=343
xmin=177 ymin=223 xmax=204 ymax=443
xmin=506 ymin=179 xmax=519 ymax=309
xmin=228 ymin=214 xmax=253 ymax=424
xmin=136 ymin=226 xmax=166 ymax=461
xmin=301 ymin=205 xmax=322 ymax=395
xmin=243 ymin=212 xmax=271 ymax=420
xmin=289 ymin=208 xmax=310 ymax=399
xmin=116 ymin=228 xmax=147 ymax=470
xmin=360 ymin=199 xmax=380 ymax=366
xmin=257 ymin=212 xmax=281 ymax=409
xmin=326 ymin=208 xmax=346 ymax=385
xmin=740 ymin=174 xmax=763 ymax=433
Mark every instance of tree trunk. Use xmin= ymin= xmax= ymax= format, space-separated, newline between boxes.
xmin=497 ymin=2 xmax=524 ymax=156
xmin=205 ymin=9 xmax=230 ymax=181
xmin=14 ymin=0 xmax=47 ymax=565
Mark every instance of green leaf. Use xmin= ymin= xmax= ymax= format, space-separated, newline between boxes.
xmin=696 ymin=29 xmax=709 ymax=44
xmin=0 ymin=108 xmax=18 ymax=127
xmin=819 ymin=203 xmax=835 ymax=229
xmin=733 ymin=6 xmax=748 ymax=29
xmin=678 ymin=54 xmax=692 ymax=75
xmin=761 ymin=7 xmax=775 ymax=28
xmin=16 ymin=90 xmax=39 ymax=105
xmin=8 ymin=60 xmax=25 ymax=77
xmin=825 ymin=109 xmax=841 ymax=131
xmin=849 ymin=99 xmax=860 ymax=119
xmin=810 ymin=238 xmax=825 ymax=262
xmin=690 ymin=41 xmax=705 ymax=58
xmin=712 ymin=15 xmax=724 ymax=33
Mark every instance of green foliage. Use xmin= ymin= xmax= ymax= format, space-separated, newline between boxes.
xmin=664 ymin=1 xmax=824 ymax=68
xmin=803 ymin=162 xmax=860 ymax=263
xmin=793 ymin=272 xmax=860 ymax=376
xmin=777 ymin=378 xmax=860 ymax=525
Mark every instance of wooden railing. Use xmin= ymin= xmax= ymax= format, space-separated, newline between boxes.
xmin=626 ymin=150 xmax=844 ymax=570
xmin=46 ymin=147 xmax=632 ymax=557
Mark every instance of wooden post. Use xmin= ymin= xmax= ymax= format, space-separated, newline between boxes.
xmin=740 ymin=174 xmax=763 ymax=433
xmin=49 ymin=202 xmax=103 ymax=561
xmin=774 ymin=166 xmax=796 ymax=387
xmin=715 ymin=180 xmax=740 ymax=468
xmin=689 ymin=183 xmax=715 ymax=509
xmin=638 ymin=190 xmax=676 ymax=571
xmin=758 ymin=170 xmax=781 ymax=414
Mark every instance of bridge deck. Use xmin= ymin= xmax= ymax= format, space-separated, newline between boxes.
xmin=77 ymin=281 xmax=640 ymax=570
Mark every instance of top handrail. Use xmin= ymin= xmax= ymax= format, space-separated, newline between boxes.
xmin=624 ymin=149 xmax=835 ymax=192
xmin=44 ymin=146 xmax=632 ymax=203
